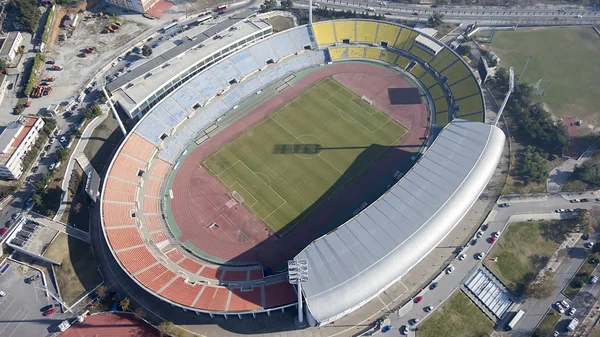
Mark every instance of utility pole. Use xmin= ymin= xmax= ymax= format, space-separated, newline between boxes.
xmin=493 ymin=67 xmax=514 ymax=126
xmin=517 ymin=55 xmax=533 ymax=83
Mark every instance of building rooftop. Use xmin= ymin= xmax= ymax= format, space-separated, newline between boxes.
xmin=415 ymin=34 xmax=443 ymax=53
xmin=107 ymin=9 xmax=256 ymax=92
xmin=296 ymin=120 xmax=505 ymax=325
xmin=0 ymin=117 xmax=38 ymax=166
xmin=111 ymin=17 xmax=270 ymax=112
xmin=0 ymin=32 xmax=19 ymax=56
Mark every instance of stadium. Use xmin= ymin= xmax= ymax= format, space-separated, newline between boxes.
xmin=100 ymin=12 xmax=505 ymax=327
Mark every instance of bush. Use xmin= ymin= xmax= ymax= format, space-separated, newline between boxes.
xmin=24 ymin=54 xmax=45 ymax=97
xmin=41 ymin=7 xmax=54 ymax=44
xmin=8 ymin=0 xmax=40 ymax=32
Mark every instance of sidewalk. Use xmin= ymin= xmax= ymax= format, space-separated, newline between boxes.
xmin=29 ymin=211 xmax=90 ymax=243
xmin=547 ymin=141 xmax=599 ymax=193
xmin=54 ymin=108 xmax=109 ymax=222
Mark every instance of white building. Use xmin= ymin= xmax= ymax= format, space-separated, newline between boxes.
xmin=0 ymin=117 xmax=44 ymax=180
xmin=0 ymin=32 xmax=23 ymax=63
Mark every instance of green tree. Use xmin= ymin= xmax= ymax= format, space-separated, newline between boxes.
xmin=119 ymin=297 xmax=131 ymax=311
xmin=455 ymin=44 xmax=471 ymax=56
xmin=32 ymin=193 xmax=43 ymax=206
xmin=427 ymin=11 xmax=444 ymax=27
xmin=522 ymin=146 xmax=548 ymax=185
xmin=142 ymin=45 xmax=153 ymax=57
xmin=56 ymin=148 xmax=69 ymax=162
xmin=158 ymin=321 xmax=175 ymax=337
xmin=260 ymin=0 xmax=277 ymax=12
xmin=280 ymin=0 xmax=293 ymax=9
xmin=96 ymin=285 xmax=107 ymax=299
xmin=8 ymin=0 xmax=40 ymax=32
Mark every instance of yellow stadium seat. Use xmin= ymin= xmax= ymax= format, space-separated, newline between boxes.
xmin=376 ymin=23 xmax=400 ymax=45
xmin=450 ymin=76 xmax=480 ymax=100
xmin=428 ymin=85 xmax=444 ymax=100
xmin=347 ymin=47 xmax=365 ymax=58
xmin=455 ymin=95 xmax=484 ymax=122
xmin=334 ymin=21 xmax=356 ymax=43
xmin=409 ymin=45 xmax=434 ymax=63
xmin=429 ymin=49 xmax=453 ymax=69
xmin=356 ymin=21 xmax=378 ymax=43
xmin=313 ymin=22 xmax=336 ymax=45
xmin=365 ymin=48 xmax=381 ymax=60
xmin=380 ymin=51 xmax=397 ymax=64
xmin=400 ymin=31 xmax=420 ymax=51
xmin=410 ymin=64 xmax=426 ymax=78
xmin=436 ymin=111 xmax=449 ymax=125
xmin=420 ymin=74 xmax=437 ymax=89
xmin=328 ymin=47 xmax=346 ymax=60
xmin=441 ymin=61 xmax=471 ymax=85
xmin=394 ymin=28 xmax=411 ymax=49
xmin=434 ymin=97 xmax=449 ymax=113
xmin=395 ymin=55 xmax=410 ymax=69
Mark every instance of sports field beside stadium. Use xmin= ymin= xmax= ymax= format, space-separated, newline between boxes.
xmin=203 ymin=78 xmax=406 ymax=235
xmin=486 ymin=27 xmax=600 ymax=123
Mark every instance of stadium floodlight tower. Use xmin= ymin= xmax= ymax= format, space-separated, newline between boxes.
xmin=493 ymin=66 xmax=514 ymax=126
xmin=308 ymin=0 xmax=313 ymax=26
xmin=288 ymin=259 xmax=309 ymax=327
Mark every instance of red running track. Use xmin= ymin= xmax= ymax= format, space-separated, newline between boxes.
xmin=170 ymin=63 xmax=429 ymax=269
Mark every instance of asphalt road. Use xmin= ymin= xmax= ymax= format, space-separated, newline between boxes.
xmin=387 ymin=194 xmax=600 ymax=336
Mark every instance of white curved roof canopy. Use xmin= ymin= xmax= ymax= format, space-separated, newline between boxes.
xmin=296 ymin=120 xmax=505 ymax=325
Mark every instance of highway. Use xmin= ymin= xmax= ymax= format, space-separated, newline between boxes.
xmin=294 ymin=0 xmax=600 ymax=25
xmin=387 ymin=193 xmax=600 ymax=336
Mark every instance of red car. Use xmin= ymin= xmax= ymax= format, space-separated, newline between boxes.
xmin=44 ymin=307 xmax=56 ymax=316
xmin=0 ymin=228 xmax=7 ymax=236
xmin=489 ymin=236 xmax=497 ymax=244
xmin=414 ymin=296 xmax=423 ymax=303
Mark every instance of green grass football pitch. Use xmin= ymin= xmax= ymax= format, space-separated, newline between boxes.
xmin=203 ymin=78 xmax=407 ymax=235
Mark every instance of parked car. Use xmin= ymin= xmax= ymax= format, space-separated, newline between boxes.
xmin=560 ymin=300 xmax=570 ymax=309
xmin=410 ymin=318 xmax=420 ymax=325
xmin=498 ymin=203 xmax=511 ymax=208
xmin=0 ymin=291 xmax=5 ymax=297
xmin=25 ymin=274 xmax=39 ymax=283
xmin=49 ymin=163 xmax=56 ymax=170
xmin=489 ymin=236 xmax=497 ymax=244
xmin=48 ymin=137 xmax=55 ymax=144
xmin=59 ymin=136 xmax=67 ymax=143
xmin=476 ymin=252 xmax=485 ymax=260
xmin=424 ymin=306 xmax=433 ymax=312
xmin=568 ymin=307 xmax=576 ymax=316
xmin=555 ymin=302 xmax=565 ymax=314
xmin=381 ymin=325 xmax=392 ymax=333
xmin=493 ymin=231 xmax=501 ymax=238
xmin=585 ymin=242 xmax=594 ymax=249
xmin=429 ymin=282 xmax=438 ymax=290
xmin=11 ymin=212 xmax=20 ymax=220
xmin=44 ymin=307 xmax=56 ymax=316
xmin=590 ymin=275 xmax=598 ymax=284
xmin=41 ymin=304 xmax=53 ymax=312
xmin=31 ymin=166 xmax=39 ymax=173
xmin=458 ymin=253 xmax=466 ymax=261
xmin=446 ymin=265 xmax=455 ymax=274
xmin=476 ymin=230 xmax=483 ymax=238
xmin=401 ymin=325 xmax=409 ymax=335
xmin=414 ymin=296 xmax=423 ymax=303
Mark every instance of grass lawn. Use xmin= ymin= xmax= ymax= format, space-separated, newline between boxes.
xmin=532 ymin=310 xmax=560 ymax=337
xmin=266 ymin=16 xmax=295 ymax=33
xmin=83 ymin=113 xmax=123 ymax=175
xmin=590 ymin=320 xmax=600 ymax=337
xmin=486 ymin=27 xmax=600 ymax=125
xmin=562 ymin=152 xmax=600 ymax=192
xmin=485 ymin=221 xmax=562 ymax=295
xmin=564 ymin=252 xmax=599 ymax=299
xmin=203 ymin=78 xmax=406 ymax=235
xmin=417 ymin=291 xmax=493 ymax=337
xmin=44 ymin=233 xmax=103 ymax=306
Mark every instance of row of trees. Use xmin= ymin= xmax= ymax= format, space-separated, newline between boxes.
xmin=570 ymin=161 xmax=600 ymax=190
xmin=488 ymin=68 xmax=568 ymax=184
xmin=7 ymin=0 xmax=40 ymax=32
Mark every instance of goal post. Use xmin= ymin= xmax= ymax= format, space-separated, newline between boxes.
xmin=232 ymin=190 xmax=244 ymax=204
xmin=361 ymin=95 xmax=373 ymax=106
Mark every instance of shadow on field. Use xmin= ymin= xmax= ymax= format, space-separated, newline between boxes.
xmin=388 ymin=88 xmax=422 ymax=105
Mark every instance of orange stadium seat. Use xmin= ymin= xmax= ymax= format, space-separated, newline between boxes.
xmin=117 ymin=246 xmax=158 ymax=274
xmin=151 ymin=159 xmax=171 ymax=180
xmin=121 ymin=133 xmax=157 ymax=163
xmin=151 ymin=231 xmax=168 ymax=244
xmin=229 ymin=288 xmax=262 ymax=311
xmin=264 ymin=282 xmax=296 ymax=308
xmin=200 ymin=266 xmax=221 ymax=279
xmin=103 ymin=189 xmax=136 ymax=203
xmin=135 ymin=264 xmax=176 ymax=292
xmin=102 ymin=202 xmax=136 ymax=227
xmin=161 ymin=277 xmax=202 ymax=307
xmin=179 ymin=258 xmax=204 ymax=274
xmin=145 ymin=214 xmax=164 ymax=232
xmin=222 ymin=270 xmax=247 ymax=282
xmin=145 ymin=177 xmax=162 ymax=197
xmin=195 ymin=286 xmax=228 ymax=311
xmin=110 ymin=153 xmax=147 ymax=183
xmin=105 ymin=177 xmax=137 ymax=194
xmin=144 ymin=197 xmax=160 ymax=214
xmin=106 ymin=227 xmax=144 ymax=251
xmin=166 ymin=249 xmax=185 ymax=263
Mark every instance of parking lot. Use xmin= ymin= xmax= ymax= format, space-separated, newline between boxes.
xmin=0 ymin=261 xmax=63 ymax=337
